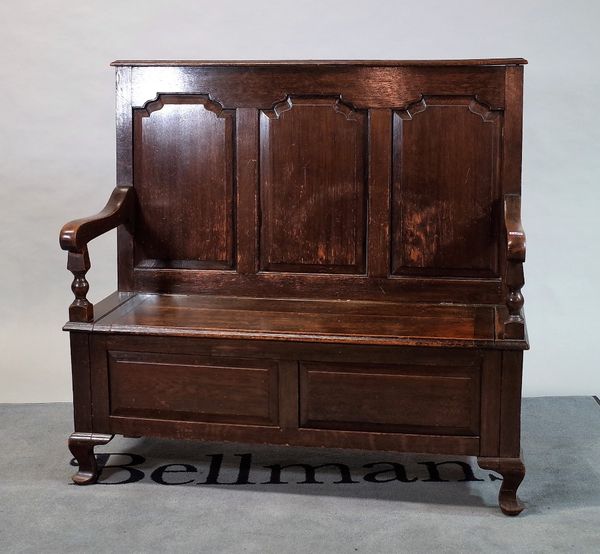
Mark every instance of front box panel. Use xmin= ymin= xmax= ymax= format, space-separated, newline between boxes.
xmin=108 ymin=351 xmax=279 ymax=426
xmin=299 ymin=361 xmax=480 ymax=435
xmin=89 ymin=336 xmax=495 ymax=457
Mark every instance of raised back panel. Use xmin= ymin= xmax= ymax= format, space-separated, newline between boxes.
xmin=391 ymin=96 xmax=501 ymax=277
xmin=259 ymin=97 xmax=367 ymax=273
xmin=116 ymin=63 xmax=522 ymax=303
xmin=133 ymin=94 xmax=235 ymax=269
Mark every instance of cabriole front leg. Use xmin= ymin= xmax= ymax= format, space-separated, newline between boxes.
xmin=478 ymin=454 xmax=526 ymax=516
xmin=68 ymin=432 xmax=114 ymax=485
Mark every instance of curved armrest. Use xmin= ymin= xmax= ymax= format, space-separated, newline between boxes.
xmin=504 ymin=194 xmax=526 ymax=262
xmin=60 ymin=186 xmax=133 ymax=322
xmin=60 ymin=186 xmax=133 ymax=252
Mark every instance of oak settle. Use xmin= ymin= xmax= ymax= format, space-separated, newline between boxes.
xmin=60 ymin=59 xmax=528 ymax=515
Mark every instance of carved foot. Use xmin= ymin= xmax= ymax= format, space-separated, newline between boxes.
xmin=478 ymin=454 xmax=526 ymax=516
xmin=68 ymin=432 xmax=114 ymax=485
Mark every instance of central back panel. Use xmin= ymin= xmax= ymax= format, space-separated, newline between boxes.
xmin=259 ymin=97 xmax=367 ymax=274
xmin=125 ymin=64 xmax=515 ymax=303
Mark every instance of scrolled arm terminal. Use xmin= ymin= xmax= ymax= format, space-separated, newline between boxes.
xmin=60 ymin=186 xmax=133 ymax=252
xmin=59 ymin=186 xmax=133 ymax=322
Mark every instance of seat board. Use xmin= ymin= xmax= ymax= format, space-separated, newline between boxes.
xmin=89 ymin=293 xmax=497 ymax=347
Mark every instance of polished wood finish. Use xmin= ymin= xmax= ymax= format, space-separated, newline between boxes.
xmin=260 ymin=97 xmax=367 ymax=273
xmin=108 ymin=352 xmax=279 ymax=425
xmin=86 ymin=293 xmax=498 ymax=347
xmin=503 ymin=194 xmax=526 ymax=339
xmin=478 ymin=453 xmax=526 ymax=516
xmin=60 ymin=186 xmax=133 ymax=321
xmin=60 ymin=186 xmax=133 ymax=252
xmin=111 ymin=59 xmax=528 ymax=67
xmin=68 ymin=432 xmax=114 ymax=485
xmin=392 ymin=96 xmax=501 ymax=276
xmin=298 ymin=361 xmax=480 ymax=435
xmin=60 ymin=59 xmax=528 ymax=515
xmin=134 ymin=95 xmax=235 ymax=269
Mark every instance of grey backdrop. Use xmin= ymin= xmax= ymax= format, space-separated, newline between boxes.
xmin=1 ymin=0 xmax=598 ymax=402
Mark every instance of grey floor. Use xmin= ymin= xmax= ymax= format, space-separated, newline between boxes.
xmin=1 ymin=397 xmax=599 ymax=553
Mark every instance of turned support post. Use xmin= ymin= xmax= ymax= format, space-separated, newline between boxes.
xmin=60 ymin=186 xmax=133 ymax=323
xmin=67 ymin=247 xmax=93 ymax=322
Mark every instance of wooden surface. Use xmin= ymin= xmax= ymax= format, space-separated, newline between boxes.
xmin=88 ymin=293 xmax=499 ymax=347
xmin=299 ymin=361 xmax=480 ymax=435
xmin=109 ymin=62 xmax=525 ymax=305
xmin=134 ymin=95 xmax=235 ymax=269
xmin=59 ymin=186 xmax=132 ymax=252
xmin=91 ymin=334 xmax=487 ymax=456
xmin=259 ymin=97 xmax=367 ymax=273
xmin=392 ymin=97 xmax=500 ymax=276
xmin=108 ymin=352 xmax=279 ymax=425
xmin=60 ymin=187 xmax=133 ymax=321
xmin=111 ymin=58 xmax=528 ymax=67
xmin=60 ymin=59 xmax=528 ymax=514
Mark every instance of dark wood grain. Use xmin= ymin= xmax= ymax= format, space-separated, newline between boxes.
xmin=60 ymin=186 xmax=133 ymax=252
xmin=277 ymin=360 xmax=299 ymax=430
xmin=68 ymin=432 xmax=114 ymax=485
xmin=109 ymin=416 xmax=480 ymax=456
xmin=128 ymin=66 xmax=509 ymax=111
xmin=111 ymin=58 xmax=528 ymax=67
xmin=60 ymin=186 xmax=133 ymax=321
xmin=299 ymin=361 xmax=480 ymax=435
xmin=115 ymin=66 xmax=135 ymax=290
xmin=499 ymin=350 xmax=524 ymax=457
xmin=92 ymin=293 xmax=496 ymax=347
xmin=367 ymin=109 xmax=392 ymax=277
xmin=69 ymin=333 xmax=93 ymax=431
xmin=132 ymin=268 xmax=505 ymax=304
xmin=478 ymin=453 xmax=525 ymax=516
xmin=108 ymin=352 xmax=279 ymax=425
xmin=259 ymin=96 xmax=367 ymax=273
xmin=236 ymin=108 xmax=259 ymax=273
xmin=479 ymin=352 xmax=502 ymax=456
xmin=60 ymin=59 xmax=528 ymax=515
xmin=133 ymin=95 xmax=235 ymax=269
xmin=503 ymin=194 xmax=526 ymax=339
xmin=392 ymin=96 xmax=501 ymax=276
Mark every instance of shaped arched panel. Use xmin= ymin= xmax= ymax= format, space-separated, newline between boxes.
xmin=259 ymin=96 xmax=367 ymax=273
xmin=392 ymin=96 xmax=502 ymax=277
xmin=134 ymin=94 xmax=235 ymax=269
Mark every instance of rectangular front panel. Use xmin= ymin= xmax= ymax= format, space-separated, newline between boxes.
xmin=133 ymin=95 xmax=235 ymax=269
xmin=392 ymin=96 xmax=501 ymax=277
xmin=299 ymin=361 xmax=480 ymax=435
xmin=91 ymin=335 xmax=488 ymax=456
xmin=259 ymin=97 xmax=367 ymax=273
xmin=108 ymin=351 xmax=278 ymax=425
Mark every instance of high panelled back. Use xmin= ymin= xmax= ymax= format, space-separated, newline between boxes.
xmin=115 ymin=62 xmax=523 ymax=303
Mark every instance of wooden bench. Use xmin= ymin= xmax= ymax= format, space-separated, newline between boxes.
xmin=60 ymin=59 xmax=528 ymax=515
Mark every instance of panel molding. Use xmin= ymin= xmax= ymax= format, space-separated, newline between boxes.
xmin=107 ymin=351 xmax=280 ymax=426
xmin=395 ymin=95 xmax=501 ymax=122
xmin=133 ymin=93 xmax=236 ymax=269
xmin=392 ymin=94 xmax=502 ymax=277
xmin=262 ymin=95 xmax=361 ymax=120
xmin=259 ymin=95 xmax=368 ymax=274
xmin=135 ymin=92 xmax=229 ymax=117
xmin=299 ymin=360 xmax=481 ymax=436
